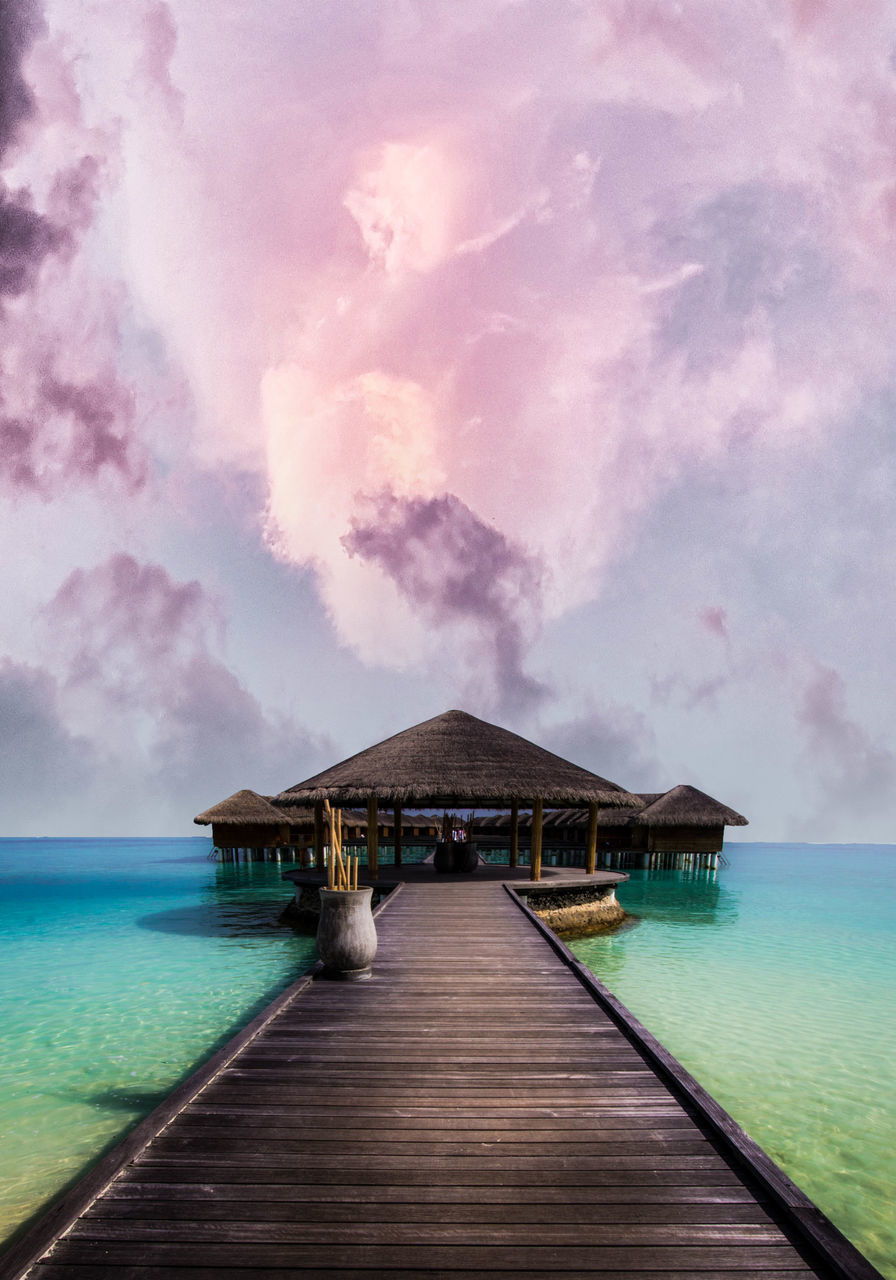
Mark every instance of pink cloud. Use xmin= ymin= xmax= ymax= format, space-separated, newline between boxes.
xmin=8 ymin=0 xmax=896 ymax=717
xmin=136 ymin=1 xmax=183 ymax=117
xmin=700 ymin=606 xmax=729 ymax=640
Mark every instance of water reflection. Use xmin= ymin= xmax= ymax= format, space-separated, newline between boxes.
xmin=617 ymin=866 xmax=740 ymax=927
xmin=137 ymin=855 xmax=304 ymax=939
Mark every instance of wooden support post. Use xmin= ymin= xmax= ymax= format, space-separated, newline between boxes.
xmin=393 ymin=805 xmax=402 ymax=867
xmin=529 ymin=797 xmax=543 ymax=881
xmin=506 ymin=798 xmax=522 ymax=870
xmin=313 ymin=801 xmax=324 ymax=873
xmin=325 ymin=800 xmax=336 ymax=890
xmin=586 ymin=801 xmax=599 ymax=875
xmin=367 ymin=796 xmax=379 ymax=880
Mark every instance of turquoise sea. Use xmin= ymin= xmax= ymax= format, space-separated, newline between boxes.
xmin=571 ymin=843 xmax=896 ymax=1280
xmin=0 ymin=838 xmax=318 ymax=1249
xmin=0 ymin=839 xmax=893 ymax=1279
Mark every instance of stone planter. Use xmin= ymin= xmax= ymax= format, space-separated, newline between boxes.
xmin=316 ymin=886 xmax=377 ymax=979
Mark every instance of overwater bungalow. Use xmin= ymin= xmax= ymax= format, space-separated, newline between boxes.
xmin=272 ymin=709 xmax=638 ymax=880
xmin=194 ymin=711 xmax=747 ymax=877
xmin=634 ymin=783 xmax=748 ymax=855
xmin=471 ymin=784 xmax=748 ymax=869
xmin=194 ymin=789 xmax=439 ymax=862
xmin=192 ymin=789 xmax=293 ymax=859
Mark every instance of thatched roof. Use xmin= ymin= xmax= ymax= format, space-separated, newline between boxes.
xmin=634 ymin=785 xmax=748 ymax=828
xmin=194 ymin=790 xmax=288 ymax=827
xmin=275 ymin=710 xmax=639 ymax=809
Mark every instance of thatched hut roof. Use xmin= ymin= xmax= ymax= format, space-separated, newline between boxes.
xmin=275 ymin=710 xmax=639 ymax=809
xmin=634 ymin=785 xmax=748 ymax=828
xmin=194 ymin=790 xmax=288 ymax=827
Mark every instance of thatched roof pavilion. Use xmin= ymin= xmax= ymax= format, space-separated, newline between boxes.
xmin=193 ymin=789 xmax=295 ymax=856
xmin=632 ymin=784 xmax=748 ymax=856
xmin=633 ymin=785 xmax=748 ymax=828
xmin=194 ymin=789 xmax=288 ymax=828
xmin=274 ymin=709 xmax=638 ymax=881
xmin=276 ymin=710 xmax=638 ymax=809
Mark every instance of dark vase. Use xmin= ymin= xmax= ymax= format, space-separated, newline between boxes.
xmin=433 ymin=840 xmax=456 ymax=873
xmin=433 ymin=840 xmax=478 ymax=873
xmin=455 ymin=841 xmax=479 ymax=873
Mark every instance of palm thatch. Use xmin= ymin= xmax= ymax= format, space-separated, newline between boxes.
xmin=275 ymin=710 xmax=639 ymax=810
xmin=194 ymin=790 xmax=288 ymax=827
xmin=634 ymin=784 xmax=748 ymax=828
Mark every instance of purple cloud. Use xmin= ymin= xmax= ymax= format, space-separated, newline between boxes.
xmin=0 ymin=6 xmax=146 ymax=496
xmin=0 ymin=186 xmax=68 ymax=297
xmin=0 ymin=0 xmax=44 ymax=153
xmin=42 ymin=374 xmax=145 ymax=488
xmin=342 ymin=490 xmax=547 ymax=709
xmin=46 ymin=553 xmax=211 ymax=690
xmin=42 ymin=554 xmax=333 ymax=812
xmin=0 ymin=657 xmax=93 ymax=829
xmin=797 ymin=664 xmax=896 ymax=809
xmin=0 ymin=0 xmax=65 ymax=299
xmin=540 ymin=701 xmax=663 ymax=793
xmin=0 ymin=370 xmax=145 ymax=495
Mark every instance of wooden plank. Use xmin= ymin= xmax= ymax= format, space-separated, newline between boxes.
xmin=110 ymin=1165 xmax=753 ymax=1187
xmin=31 ymin=1268 xmax=815 ymax=1280
xmin=85 ymin=1198 xmax=776 ymax=1225
xmin=104 ymin=1181 xmax=766 ymax=1206
xmin=35 ymin=1240 xmax=815 ymax=1269
xmin=65 ymin=1219 xmax=792 ymax=1246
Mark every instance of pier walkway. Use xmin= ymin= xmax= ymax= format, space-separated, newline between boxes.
xmin=2 ymin=875 xmax=877 ymax=1279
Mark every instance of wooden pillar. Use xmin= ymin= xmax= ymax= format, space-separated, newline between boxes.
xmin=509 ymin=800 xmax=519 ymax=868
xmin=326 ymin=801 xmax=337 ymax=890
xmin=367 ymin=796 xmax=379 ymax=880
xmin=313 ymin=801 xmax=324 ymax=872
xmin=393 ymin=805 xmax=402 ymax=867
xmin=585 ymin=801 xmax=599 ymax=875
xmin=529 ymin=797 xmax=543 ymax=881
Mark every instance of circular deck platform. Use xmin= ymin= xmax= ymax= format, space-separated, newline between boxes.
xmin=281 ymin=862 xmax=628 ymax=892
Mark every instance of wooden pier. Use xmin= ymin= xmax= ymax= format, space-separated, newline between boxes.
xmin=1 ymin=873 xmax=881 ymax=1280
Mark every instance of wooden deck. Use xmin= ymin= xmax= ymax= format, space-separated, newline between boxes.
xmin=1 ymin=877 xmax=882 ymax=1280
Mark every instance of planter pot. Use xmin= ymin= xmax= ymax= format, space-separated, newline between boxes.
xmin=316 ymin=886 xmax=377 ymax=979
xmin=433 ymin=840 xmax=456 ymax=873
xmin=433 ymin=840 xmax=479 ymax=874
xmin=454 ymin=840 xmax=479 ymax=872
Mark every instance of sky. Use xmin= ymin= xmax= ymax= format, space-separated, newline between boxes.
xmin=2 ymin=0 xmax=896 ymax=840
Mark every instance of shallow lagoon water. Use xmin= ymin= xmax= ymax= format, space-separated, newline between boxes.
xmin=571 ymin=843 xmax=896 ymax=1280
xmin=0 ymin=838 xmax=893 ymax=1278
xmin=0 ymin=837 xmax=317 ymax=1246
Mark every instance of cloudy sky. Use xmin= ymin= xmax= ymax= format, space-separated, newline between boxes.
xmin=2 ymin=0 xmax=895 ymax=840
